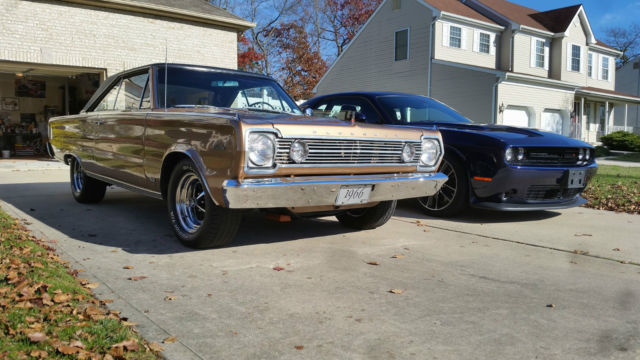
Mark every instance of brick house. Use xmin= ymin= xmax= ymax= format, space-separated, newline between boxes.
xmin=0 ymin=0 xmax=252 ymax=136
xmin=314 ymin=0 xmax=640 ymax=143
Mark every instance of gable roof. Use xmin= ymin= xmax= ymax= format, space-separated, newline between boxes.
xmin=59 ymin=0 xmax=254 ymax=30
xmin=473 ymin=0 xmax=548 ymax=31
xmin=421 ymin=0 xmax=498 ymax=25
xmin=529 ymin=4 xmax=581 ymax=33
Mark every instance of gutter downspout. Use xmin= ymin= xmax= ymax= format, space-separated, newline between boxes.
xmin=510 ymin=29 xmax=517 ymax=72
xmin=491 ymin=75 xmax=506 ymax=124
xmin=427 ymin=15 xmax=439 ymax=97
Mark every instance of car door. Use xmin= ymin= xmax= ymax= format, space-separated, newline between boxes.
xmin=92 ymin=71 xmax=150 ymax=188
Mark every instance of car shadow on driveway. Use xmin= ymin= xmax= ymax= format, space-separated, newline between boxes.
xmin=395 ymin=199 xmax=562 ymax=224
xmin=0 ymin=182 xmax=357 ymax=254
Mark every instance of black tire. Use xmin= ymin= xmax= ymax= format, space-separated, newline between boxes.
xmin=69 ymin=157 xmax=107 ymax=204
xmin=336 ymin=200 xmax=397 ymax=230
xmin=417 ymin=154 xmax=468 ymax=217
xmin=167 ymin=159 xmax=242 ymax=249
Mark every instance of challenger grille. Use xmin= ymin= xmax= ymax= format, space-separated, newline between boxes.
xmin=514 ymin=148 xmax=590 ymax=166
xmin=275 ymin=138 xmax=422 ymax=166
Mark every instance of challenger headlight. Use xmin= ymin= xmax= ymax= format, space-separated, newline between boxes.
xmin=517 ymin=147 xmax=525 ymax=161
xmin=420 ymin=139 xmax=440 ymax=167
xmin=578 ymin=148 xmax=585 ymax=161
xmin=505 ymin=147 xmax=515 ymax=162
xmin=585 ymin=148 xmax=591 ymax=161
xmin=246 ymin=133 xmax=275 ymax=168
xmin=402 ymin=143 xmax=416 ymax=163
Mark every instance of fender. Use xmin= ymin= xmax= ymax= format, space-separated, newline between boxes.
xmin=160 ymin=144 xmax=220 ymax=206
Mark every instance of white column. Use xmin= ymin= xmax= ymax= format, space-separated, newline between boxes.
xmin=580 ymin=97 xmax=585 ymax=141
xmin=605 ymin=101 xmax=609 ymax=135
xmin=625 ymin=104 xmax=628 ymax=132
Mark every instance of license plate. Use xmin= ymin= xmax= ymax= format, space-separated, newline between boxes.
xmin=567 ymin=169 xmax=586 ymax=189
xmin=335 ymin=185 xmax=372 ymax=205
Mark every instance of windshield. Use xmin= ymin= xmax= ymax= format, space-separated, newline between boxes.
xmin=156 ymin=67 xmax=301 ymax=114
xmin=377 ymin=95 xmax=471 ymax=124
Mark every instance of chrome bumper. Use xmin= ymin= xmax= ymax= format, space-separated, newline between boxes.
xmin=221 ymin=173 xmax=448 ymax=209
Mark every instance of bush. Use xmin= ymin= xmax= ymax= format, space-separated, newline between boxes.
xmin=599 ymin=131 xmax=640 ymax=152
xmin=594 ymin=145 xmax=611 ymax=158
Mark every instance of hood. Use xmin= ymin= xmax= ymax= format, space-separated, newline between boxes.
xmin=435 ymin=122 xmax=592 ymax=147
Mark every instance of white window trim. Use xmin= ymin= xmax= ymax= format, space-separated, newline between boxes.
xmin=394 ymin=27 xmax=410 ymax=62
xmin=530 ymin=36 xmax=549 ymax=70
xmin=599 ymin=54 xmax=611 ymax=82
xmin=473 ymin=29 xmax=495 ymax=55
xmin=567 ymin=42 xmax=583 ymax=73
xmin=442 ymin=22 xmax=467 ymax=50
xmin=587 ymin=52 xmax=595 ymax=79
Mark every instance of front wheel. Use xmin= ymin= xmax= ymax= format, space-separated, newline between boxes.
xmin=416 ymin=155 xmax=468 ymax=217
xmin=336 ymin=200 xmax=397 ymax=230
xmin=167 ymin=159 xmax=242 ymax=249
xmin=69 ymin=157 xmax=107 ymax=204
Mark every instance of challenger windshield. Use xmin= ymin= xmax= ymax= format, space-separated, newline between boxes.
xmin=156 ymin=66 xmax=301 ymax=114
xmin=377 ymin=95 xmax=471 ymax=124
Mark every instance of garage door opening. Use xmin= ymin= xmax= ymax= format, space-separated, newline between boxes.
xmin=503 ymin=106 xmax=532 ymax=128
xmin=0 ymin=62 xmax=104 ymax=156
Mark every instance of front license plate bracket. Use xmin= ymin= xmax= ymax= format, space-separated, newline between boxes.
xmin=567 ymin=169 xmax=586 ymax=189
xmin=335 ymin=185 xmax=373 ymax=206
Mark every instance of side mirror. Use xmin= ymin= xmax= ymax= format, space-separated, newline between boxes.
xmin=304 ymin=108 xmax=313 ymax=117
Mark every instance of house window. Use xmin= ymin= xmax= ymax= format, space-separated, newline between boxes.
xmin=535 ymin=39 xmax=545 ymax=68
xmin=602 ymin=56 xmax=609 ymax=81
xmin=571 ymin=44 xmax=581 ymax=72
xmin=449 ymin=26 xmax=462 ymax=49
xmin=392 ymin=0 xmax=401 ymax=10
xmin=588 ymin=53 xmax=593 ymax=77
xmin=395 ymin=29 xmax=409 ymax=61
xmin=479 ymin=33 xmax=491 ymax=54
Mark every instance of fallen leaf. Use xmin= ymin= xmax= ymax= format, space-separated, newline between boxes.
xmin=620 ymin=260 xmax=630 ymax=264
xmin=123 ymin=265 xmax=134 ymax=269
xmin=389 ymin=289 xmax=405 ymax=294
xmin=162 ymin=336 xmax=178 ymax=344
xmin=53 ymin=293 xmax=72 ymax=303
xmin=295 ymin=345 xmax=304 ymax=350
xmin=29 ymin=350 xmax=48 ymax=358
xmin=69 ymin=340 xmax=85 ymax=349
xmin=612 ymin=248 xmax=621 ymax=251
xmin=112 ymin=339 xmax=139 ymax=352
xmin=366 ymin=261 xmax=379 ymax=266
xmin=573 ymin=250 xmax=589 ymax=255
xmin=391 ymin=254 xmax=405 ymax=259
xmin=164 ymin=296 xmax=177 ymax=301
xmin=128 ymin=276 xmax=147 ymax=281
xmin=546 ymin=304 xmax=556 ymax=308
xmin=122 ymin=321 xmax=138 ymax=326
xmin=574 ymin=233 xmax=592 ymax=237
xmin=83 ymin=282 xmax=99 ymax=289
xmin=272 ymin=266 xmax=285 ymax=271
xmin=57 ymin=345 xmax=81 ymax=355
xmin=104 ymin=355 xmax=114 ymax=360
xmin=148 ymin=342 xmax=164 ymax=352
xmin=27 ymin=332 xmax=48 ymax=343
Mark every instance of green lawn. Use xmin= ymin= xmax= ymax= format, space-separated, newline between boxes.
xmin=582 ymin=165 xmax=640 ymax=214
xmin=606 ymin=152 xmax=640 ymax=163
xmin=0 ymin=209 xmax=159 ymax=359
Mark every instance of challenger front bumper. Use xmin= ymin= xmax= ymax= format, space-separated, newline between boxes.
xmin=222 ymin=173 xmax=448 ymax=209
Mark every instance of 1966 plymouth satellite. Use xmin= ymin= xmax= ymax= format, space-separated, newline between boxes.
xmin=48 ymin=64 xmax=447 ymax=248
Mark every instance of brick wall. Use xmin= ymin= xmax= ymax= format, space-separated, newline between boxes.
xmin=0 ymin=0 xmax=239 ymax=76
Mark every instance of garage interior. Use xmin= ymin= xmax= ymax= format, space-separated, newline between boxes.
xmin=0 ymin=61 xmax=104 ymax=157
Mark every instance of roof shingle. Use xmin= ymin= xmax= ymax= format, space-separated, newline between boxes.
xmin=422 ymin=0 xmax=498 ymax=25
xmin=128 ymin=0 xmax=247 ymax=23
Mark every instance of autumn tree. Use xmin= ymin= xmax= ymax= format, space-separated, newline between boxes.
xmin=319 ymin=0 xmax=382 ymax=57
xmin=272 ymin=21 xmax=328 ymax=100
xmin=238 ymin=33 xmax=264 ymax=72
xmin=604 ymin=23 xmax=640 ymax=68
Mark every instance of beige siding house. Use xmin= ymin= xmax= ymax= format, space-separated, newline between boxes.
xmin=314 ymin=0 xmax=640 ymax=143
xmin=613 ymin=60 xmax=640 ymax=134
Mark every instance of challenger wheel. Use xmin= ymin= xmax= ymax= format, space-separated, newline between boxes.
xmin=417 ymin=154 xmax=468 ymax=217
xmin=336 ymin=200 xmax=397 ymax=230
xmin=69 ymin=157 xmax=107 ymax=204
xmin=167 ymin=159 xmax=241 ymax=249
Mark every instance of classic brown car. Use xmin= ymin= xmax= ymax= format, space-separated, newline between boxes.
xmin=48 ymin=64 xmax=447 ymax=248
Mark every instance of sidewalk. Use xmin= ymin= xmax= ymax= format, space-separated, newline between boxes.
xmin=0 ymin=157 xmax=67 ymax=171
xmin=596 ymin=158 xmax=640 ymax=167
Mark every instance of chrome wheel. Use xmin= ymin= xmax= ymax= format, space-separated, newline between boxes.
xmin=418 ymin=159 xmax=458 ymax=211
xmin=71 ymin=159 xmax=84 ymax=193
xmin=175 ymin=172 xmax=207 ymax=234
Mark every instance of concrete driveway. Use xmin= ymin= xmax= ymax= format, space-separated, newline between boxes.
xmin=1 ymin=163 xmax=639 ymax=360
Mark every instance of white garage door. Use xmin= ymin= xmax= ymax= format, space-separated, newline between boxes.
xmin=541 ymin=110 xmax=564 ymax=135
xmin=503 ymin=107 xmax=530 ymax=128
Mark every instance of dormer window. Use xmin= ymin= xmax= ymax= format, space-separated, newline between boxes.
xmin=588 ymin=52 xmax=593 ymax=78
xmin=479 ymin=33 xmax=491 ymax=54
xmin=530 ymin=37 xmax=549 ymax=70
xmin=449 ymin=26 xmax=462 ymax=48
xmin=571 ymin=44 xmax=581 ymax=72
xmin=602 ymin=56 xmax=609 ymax=81
xmin=535 ymin=40 xmax=545 ymax=68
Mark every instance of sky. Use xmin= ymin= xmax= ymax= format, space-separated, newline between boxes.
xmin=513 ymin=0 xmax=640 ymax=39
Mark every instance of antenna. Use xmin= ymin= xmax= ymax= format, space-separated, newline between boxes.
xmin=164 ymin=40 xmax=168 ymax=112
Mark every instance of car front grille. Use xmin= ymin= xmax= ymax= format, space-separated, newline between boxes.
xmin=275 ymin=138 xmax=422 ymax=166
xmin=515 ymin=147 xmax=588 ymax=166
xmin=526 ymin=185 xmax=582 ymax=201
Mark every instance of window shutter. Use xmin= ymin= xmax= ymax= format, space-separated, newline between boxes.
xmin=544 ymin=40 xmax=550 ymax=71
xmin=473 ymin=30 xmax=480 ymax=52
xmin=597 ymin=54 xmax=603 ymax=80
xmin=579 ymin=46 xmax=585 ymax=73
xmin=461 ymin=28 xmax=467 ymax=50
xmin=566 ymin=43 xmax=572 ymax=71
xmin=442 ymin=24 xmax=450 ymax=47
xmin=530 ymin=37 xmax=536 ymax=67
xmin=490 ymin=33 xmax=496 ymax=55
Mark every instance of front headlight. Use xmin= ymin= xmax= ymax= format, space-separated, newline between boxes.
xmin=578 ymin=148 xmax=585 ymax=161
xmin=505 ymin=147 xmax=514 ymax=162
xmin=420 ymin=139 xmax=440 ymax=167
xmin=246 ymin=133 xmax=275 ymax=168
xmin=402 ymin=143 xmax=416 ymax=163
xmin=585 ymin=148 xmax=591 ymax=160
